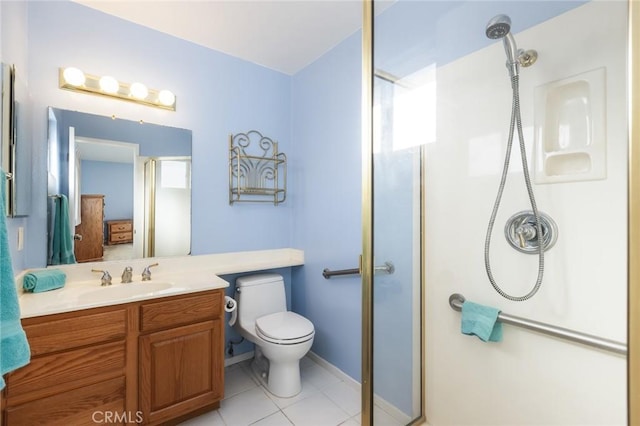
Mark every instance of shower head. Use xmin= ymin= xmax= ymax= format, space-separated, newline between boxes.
xmin=485 ymin=14 xmax=511 ymax=39
xmin=486 ymin=14 xmax=519 ymax=77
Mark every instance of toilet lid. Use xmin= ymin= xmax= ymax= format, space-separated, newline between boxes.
xmin=255 ymin=312 xmax=315 ymax=343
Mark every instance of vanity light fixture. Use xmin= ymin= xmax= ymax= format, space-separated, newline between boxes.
xmin=58 ymin=67 xmax=176 ymax=111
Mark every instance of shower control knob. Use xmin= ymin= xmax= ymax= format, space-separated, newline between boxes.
xmin=515 ymin=224 xmax=537 ymax=248
xmin=505 ymin=211 xmax=558 ymax=254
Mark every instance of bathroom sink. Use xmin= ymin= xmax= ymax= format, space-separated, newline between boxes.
xmin=77 ymin=281 xmax=174 ymax=303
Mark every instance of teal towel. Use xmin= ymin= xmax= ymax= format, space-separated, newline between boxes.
xmin=461 ymin=300 xmax=503 ymax=342
xmin=23 ymin=270 xmax=66 ymax=293
xmin=49 ymin=195 xmax=76 ymax=265
xmin=0 ymin=169 xmax=31 ymax=389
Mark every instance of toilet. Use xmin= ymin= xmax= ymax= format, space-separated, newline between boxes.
xmin=234 ymin=273 xmax=315 ymax=398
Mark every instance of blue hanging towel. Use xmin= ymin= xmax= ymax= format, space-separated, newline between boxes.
xmin=0 ymin=169 xmax=31 ymax=389
xmin=461 ymin=300 xmax=503 ymax=342
xmin=49 ymin=195 xmax=76 ymax=265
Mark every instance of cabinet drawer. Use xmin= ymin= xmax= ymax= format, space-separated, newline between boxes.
xmin=109 ymin=231 xmax=133 ymax=243
xmin=5 ymin=341 xmax=126 ymax=402
xmin=110 ymin=222 xmax=132 ymax=232
xmin=140 ymin=291 xmax=222 ymax=332
xmin=5 ymin=376 xmax=126 ymax=426
xmin=23 ymin=308 xmax=127 ymax=356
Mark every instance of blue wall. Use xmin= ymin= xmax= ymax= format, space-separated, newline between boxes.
xmin=290 ymin=31 xmax=363 ymax=381
xmin=21 ymin=0 xmax=293 ymax=268
xmin=2 ymin=1 xmax=30 ymax=272
xmin=81 ymin=160 xmax=134 ymax=221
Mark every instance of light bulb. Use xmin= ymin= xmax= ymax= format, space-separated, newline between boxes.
xmin=158 ymin=90 xmax=175 ymax=106
xmin=99 ymin=76 xmax=119 ymax=94
xmin=130 ymin=82 xmax=148 ymax=100
xmin=63 ymin=67 xmax=85 ymax=86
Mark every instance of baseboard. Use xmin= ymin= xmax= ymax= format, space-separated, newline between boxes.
xmin=224 ymin=350 xmax=254 ymax=367
xmin=307 ymin=351 xmax=412 ymax=425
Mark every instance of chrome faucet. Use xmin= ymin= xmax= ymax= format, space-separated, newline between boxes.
xmin=142 ymin=263 xmax=159 ymax=281
xmin=121 ymin=266 xmax=133 ymax=283
xmin=91 ymin=269 xmax=112 ymax=286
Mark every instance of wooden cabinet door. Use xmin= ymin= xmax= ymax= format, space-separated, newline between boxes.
xmin=139 ymin=320 xmax=223 ymax=425
xmin=74 ymin=195 xmax=104 ymax=262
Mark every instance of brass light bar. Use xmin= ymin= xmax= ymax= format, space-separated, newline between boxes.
xmin=58 ymin=67 xmax=176 ymax=111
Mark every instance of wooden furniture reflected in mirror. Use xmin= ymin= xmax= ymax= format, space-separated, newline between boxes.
xmin=107 ymin=219 xmax=133 ymax=245
xmin=74 ymin=194 xmax=104 ymax=263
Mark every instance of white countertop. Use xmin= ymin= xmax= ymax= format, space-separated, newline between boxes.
xmin=17 ymin=248 xmax=304 ymax=319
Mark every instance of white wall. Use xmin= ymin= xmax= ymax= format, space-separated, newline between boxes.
xmin=425 ymin=2 xmax=627 ymax=424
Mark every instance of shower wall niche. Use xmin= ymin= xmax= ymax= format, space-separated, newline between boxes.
xmin=534 ymin=67 xmax=606 ymax=183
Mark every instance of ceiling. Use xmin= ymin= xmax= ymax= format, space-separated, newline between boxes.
xmin=74 ymin=0 xmax=393 ymax=75
xmin=76 ymin=138 xmax=136 ymax=164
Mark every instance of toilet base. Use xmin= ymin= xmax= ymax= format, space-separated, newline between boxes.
xmin=251 ymin=346 xmax=304 ymax=398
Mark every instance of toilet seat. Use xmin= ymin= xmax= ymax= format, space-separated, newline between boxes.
xmin=255 ymin=312 xmax=315 ymax=345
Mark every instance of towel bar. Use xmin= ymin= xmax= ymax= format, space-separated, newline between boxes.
xmin=323 ymin=261 xmax=395 ymax=279
xmin=449 ymin=293 xmax=627 ymax=355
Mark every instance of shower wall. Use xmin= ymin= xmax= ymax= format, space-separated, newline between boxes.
xmin=424 ymin=2 xmax=627 ymax=424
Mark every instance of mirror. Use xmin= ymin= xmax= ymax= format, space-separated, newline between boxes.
xmin=47 ymin=107 xmax=191 ymax=265
xmin=1 ymin=63 xmax=15 ymax=216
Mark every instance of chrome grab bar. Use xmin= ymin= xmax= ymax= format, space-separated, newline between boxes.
xmin=449 ymin=293 xmax=627 ymax=355
xmin=323 ymin=261 xmax=395 ymax=279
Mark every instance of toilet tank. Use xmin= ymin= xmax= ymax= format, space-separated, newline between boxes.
xmin=236 ymin=273 xmax=287 ymax=326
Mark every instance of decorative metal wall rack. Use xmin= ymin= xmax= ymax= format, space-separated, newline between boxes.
xmin=229 ymin=130 xmax=286 ymax=205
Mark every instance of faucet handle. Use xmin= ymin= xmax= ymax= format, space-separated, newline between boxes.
xmin=142 ymin=263 xmax=159 ymax=281
xmin=121 ymin=266 xmax=133 ymax=283
xmin=91 ymin=269 xmax=112 ymax=286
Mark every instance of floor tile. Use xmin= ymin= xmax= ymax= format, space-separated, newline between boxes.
xmin=322 ymin=381 xmax=360 ymax=416
xmin=373 ymin=405 xmax=403 ymax=426
xmin=339 ymin=418 xmax=360 ymax=426
xmin=299 ymin=356 xmax=316 ymax=370
xmin=282 ymin=393 xmax=350 ymax=426
xmin=178 ymin=409 xmax=225 ymax=426
xmin=251 ymin=411 xmax=294 ymax=426
xmin=183 ymin=357 xmax=410 ymax=426
xmin=219 ymin=387 xmax=279 ymax=426
xmin=225 ymin=363 xmax=259 ymax=398
xmin=300 ymin=362 xmax=341 ymax=390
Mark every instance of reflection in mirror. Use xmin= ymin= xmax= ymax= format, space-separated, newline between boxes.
xmin=47 ymin=107 xmax=191 ymax=265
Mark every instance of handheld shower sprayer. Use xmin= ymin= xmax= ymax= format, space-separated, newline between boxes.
xmin=485 ymin=14 xmax=537 ymax=78
xmin=483 ymin=14 xmax=555 ymax=302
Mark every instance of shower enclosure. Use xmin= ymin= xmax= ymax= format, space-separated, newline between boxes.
xmin=141 ymin=157 xmax=191 ymax=258
xmin=362 ymin=0 xmax=638 ymax=424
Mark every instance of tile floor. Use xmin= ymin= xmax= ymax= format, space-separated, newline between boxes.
xmin=179 ymin=356 xmax=404 ymax=426
xmin=102 ymin=243 xmax=133 ymax=261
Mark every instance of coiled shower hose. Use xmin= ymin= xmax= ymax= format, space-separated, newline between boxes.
xmin=484 ymin=75 xmax=545 ymax=301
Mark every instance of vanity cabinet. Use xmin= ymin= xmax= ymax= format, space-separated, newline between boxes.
xmin=1 ymin=289 xmax=225 ymax=425
xmin=2 ymin=305 xmax=131 ymax=425
xmin=138 ymin=292 xmax=224 ymax=424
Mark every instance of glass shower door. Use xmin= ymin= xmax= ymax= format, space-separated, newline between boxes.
xmin=363 ymin=23 xmax=427 ymax=426
xmin=371 ymin=78 xmax=424 ymax=424
xmin=143 ymin=157 xmax=191 ymax=257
